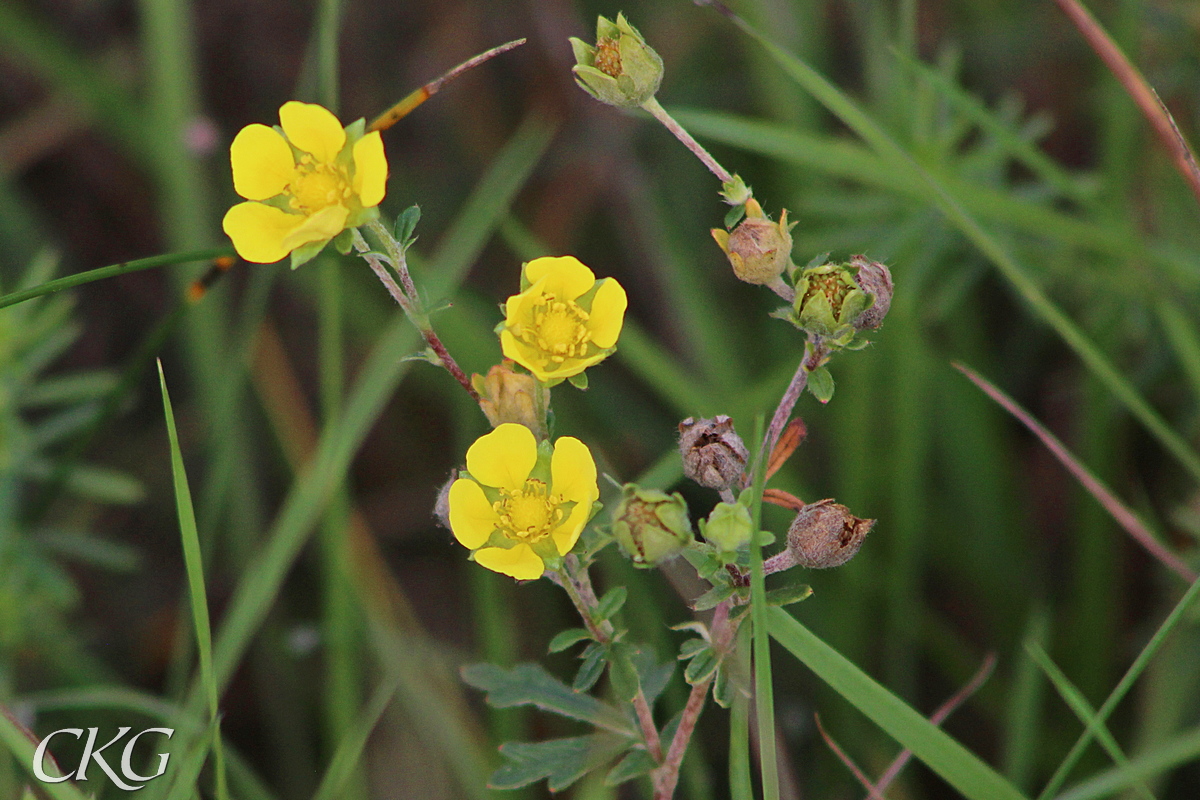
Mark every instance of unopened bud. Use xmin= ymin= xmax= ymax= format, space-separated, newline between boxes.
xmin=786 ymin=499 xmax=873 ymax=569
xmin=569 ymin=13 xmax=664 ymax=108
xmin=612 ymin=485 xmax=693 ymax=568
xmin=703 ymin=502 xmax=753 ymax=553
xmin=792 ymin=262 xmax=871 ymax=345
xmin=679 ymin=415 xmax=748 ymax=490
xmin=711 ymin=201 xmax=794 ymax=286
xmin=849 ymin=255 xmax=892 ymax=330
xmin=472 ymin=362 xmax=543 ymax=438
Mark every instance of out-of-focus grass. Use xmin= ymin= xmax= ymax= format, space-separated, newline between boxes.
xmin=0 ymin=0 xmax=1198 ymax=798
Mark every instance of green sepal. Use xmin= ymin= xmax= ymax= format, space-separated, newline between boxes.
xmin=574 ymin=642 xmax=606 ymax=692
xmin=567 ymin=371 xmax=589 ymax=390
xmin=712 ymin=666 xmax=735 ymax=708
xmin=342 ymin=117 xmax=366 ymax=144
xmin=724 ymin=203 xmax=746 ymax=229
xmin=289 ymin=239 xmax=327 ymax=269
xmin=808 ymin=365 xmax=835 ymax=403
xmin=804 ymin=251 xmax=831 ymax=270
xmin=331 ymin=228 xmax=355 ymax=255
xmin=548 ymin=627 xmax=593 ymax=654
xmin=393 ymin=204 xmax=421 ymax=248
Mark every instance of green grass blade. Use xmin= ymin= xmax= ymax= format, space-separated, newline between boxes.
xmin=1055 ymin=726 xmax=1200 ymax=800
xmin=1037 ymin=576 xmax=1200 ymax=799
xmin=158 ymin=361 xmax=227 ymax=800
xmin=1003 ymin=610 xmax=1050 ymax=790
xmin=311 ymin=669 xmax=403 ymax=800
xmin=746 ymin=415 xmax=779 ymax=800
xmin=1024 ymin=644 xmax=1153 ymax=800
xmin=0 ymin=248 xmax=233 ymax=310
xmin=715 ymin=14 xmax=1200 ymax=486
xmin=766 ymin=607 xmax=1029 ymax=800
xmin=0 ymin=707 xmax=91 ymax=800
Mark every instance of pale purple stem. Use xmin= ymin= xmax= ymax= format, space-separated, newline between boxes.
xmin=641 ymin=97 xmax=735 ymax=185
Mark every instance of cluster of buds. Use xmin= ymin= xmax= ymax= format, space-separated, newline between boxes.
xmin=570 ymin=13 xmax=664 ymax=108
xmin=678 ymin=415 xmax=748 ymax=491
xmin=792 ymin=255 xmax=893 ymax=348
xmin=612 ymin=485 xmax=693 ymax=568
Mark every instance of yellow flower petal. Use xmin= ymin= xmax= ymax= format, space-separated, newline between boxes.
xmin=448 ymin=478 xmax=499 ymax=549
xmin=474 ymin=544 xmax=545 ymax=580
xmin=222 ymin=202 xmax=304 ymax=263
xmin=499 ymin=330 xmax=552 ymax=382
xmin=280 ymin=204 xmax=349 ymax=252
xmin=587 ymin=278 xmax=627 ymax=349
xmin=279 ymin=101 xmax=345 ymax=163
xmin=523 ymin=256 xmax=595 ymax=301
xmin=550 ymin=435 xmax=598 ymax=555
xmin=230 ymin=124 xmax=294 ymax=201
xmin=352 ymin=132 xmax=388 ymax=207
xmin=466 ymin=423 xmax=537 ymax=491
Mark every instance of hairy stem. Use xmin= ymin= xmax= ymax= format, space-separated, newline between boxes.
xmin=353 ymin=225 xmax=480 ymax=401
xmin=762 ymin=340 xmax=825 ymax=458
xmin=555 ymin=556 xmax=664 ymax=762
xmin=641 ymin=97 xmax=735 ymax=185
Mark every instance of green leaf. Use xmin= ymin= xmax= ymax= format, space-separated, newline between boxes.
xmin=574 ymin=643 xmax=607 ymax=694
xmin=548 ymin=627 xmax=593 ymax=654
xmin=490 ymin=735 xmax=628 ymax=792
xmin=691 ymin=584 xmax=737 ymax=611
xmin=393 ymin=204 xmax=422 ymax=247
xmin=567 ymin=370 xmax=589 ymax=390
xmin=724 ymin=203 xmax=746 ymax=228
xmin=607 ymin=644 xmax=641 ymax=702
xmin=684 ymin=647 xmax=719 ymax=685
xmin=807 ymin=365 xmax=834 ymax=403
xmin=606 ymin=748 xmax=657 ymax=786
xmin=632 ymin=649 xmax=675 ymax=706
xmin=678 ymin=638 xmax=709 ymax=660
xmin=461 ymin=662 xmax=633 ymax=735
xmin=595 ymin=586 xmax=628 ymax=621
xmin=766 ymin=583 xmax=813 ymax=607
xmin=767 ymin=608 xmax=1029 ymax=800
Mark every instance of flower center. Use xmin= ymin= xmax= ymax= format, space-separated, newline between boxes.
xmin=594 ymin=37 xmax=623 ymax=77
xmin=288 ymin=156 xmax=351 ymax=214
xmin=519 ymin=297 xmax=592 ymax=365
xmin=494 ymin=479 xmax=564 ymax=542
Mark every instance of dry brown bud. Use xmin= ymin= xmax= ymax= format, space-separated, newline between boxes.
xmin=786 ymin=499 xmax=873 ymax=568
xmin=679 ymin=415 xmax=749 ymax=490
xmin=849 ymin=254 xmax=893 ymax=330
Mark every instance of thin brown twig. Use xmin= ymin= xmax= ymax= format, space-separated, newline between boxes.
xmin=368 ymin=39 xmax=527 ymax=133
xmin=1055 ymin=0 xmax=1200 ymax=209
xmin=955 ymin=363 xmax=1196 ymax=582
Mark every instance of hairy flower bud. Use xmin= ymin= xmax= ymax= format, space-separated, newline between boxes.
xmin=711 ymin=201 xmax=794 ymax=285
xmin=703 ymin=501 xmax=753 ymax=553
xmin=786 ymin=499 xmax=873 ymax=569
xmin=569 ymin=13 xmax=664 ymax=108
xmin=612 ymin=485 xmax=693 ymax=568
xmin=849 ymin=255 xmax=893 ymax=330
xmin=472 ymin=361 xmax=544 ymax=438
xmin=679 ymin=415 xmax=749 ymax=490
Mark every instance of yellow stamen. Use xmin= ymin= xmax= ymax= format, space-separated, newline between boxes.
xmin=494 ymin=479 xmax=564 ymax=543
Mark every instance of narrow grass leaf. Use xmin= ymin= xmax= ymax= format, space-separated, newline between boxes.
xmin=747 ymin=415 xmax=779 ymax=800
xmin=0 ymin=707 xmax=91 ymax=800
xmin=767 ymin=607 xmax=1029 ymax=800
xmin=158 ymin=361 xmax=227 ymax=800
xmin=311 ymin=669 xmax=403 ymax=800
xmin=1055 ymin=726 xmax=1200 ymax=800
xmin=1025 ymin=644 xmax=1154 ymax=800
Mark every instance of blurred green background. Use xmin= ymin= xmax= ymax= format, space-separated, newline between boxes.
xmin=1 ymin=0 xmax=1199 ymax=797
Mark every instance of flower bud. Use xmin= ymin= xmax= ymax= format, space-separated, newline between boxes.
xmin=711 ymin=201 xmax=794 ymax=286
xmin=792 ymin=262 xmax=871 ymax=345
xmin=679 ymin=415 xmax=749 ymax=491
xmin=612 ymin=485 xmax=693 ymax=568
xmin=786 ymin=499 xmax=873 ymax=569
xmin=569 ymin=13 xmax=664 ymax=108
xmin=703 ymin=501 xmax=753 ymax=553
xmin=848 ymin=255 xmax=893 ymax=330
xmin=472 ymin=361 xmax=544 ymax=438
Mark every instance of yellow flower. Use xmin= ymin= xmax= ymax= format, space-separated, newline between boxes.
xmin=499 ymin=256 xmax=627 ymax=384
xmin=448 ymin=423 xmax=599 ymax=580
xmin=221 ymin=101 xmax=388 ymax=266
